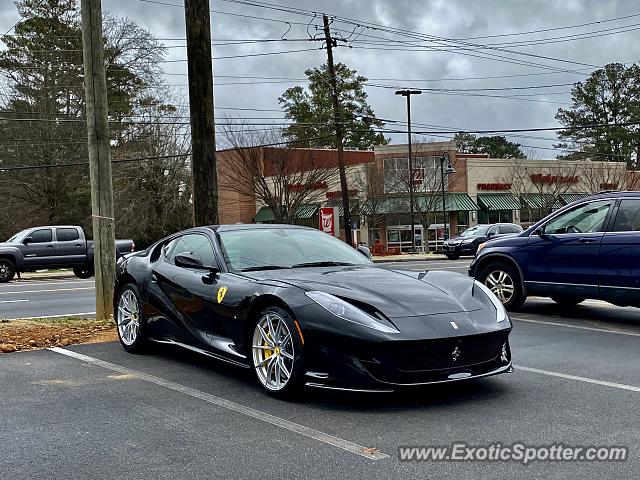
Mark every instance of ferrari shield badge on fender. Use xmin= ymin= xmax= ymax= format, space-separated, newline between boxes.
xmin=217 ymin=286 xmax=228 ymax=303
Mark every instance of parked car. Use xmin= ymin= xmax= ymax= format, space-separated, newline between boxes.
xmin=443 ymin=223 xmax=523 ymax=259
xmin=469 ymin=191 xmax=640 ymax=310
xmin=114 ymin=224 xmax=512 ymax=397
xmin=0 ymin=225 xmax=135 ymax=283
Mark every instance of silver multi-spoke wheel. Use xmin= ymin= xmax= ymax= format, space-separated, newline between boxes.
xmin=117 ymin=289 xmax=140 ymax=346
xmin=0 ymin=260 xmax=14 ymax=282
xmin=252 ymin=313 xmax=295 ymax=391
xmin=484 ymin=270 xmax=515 ymax=304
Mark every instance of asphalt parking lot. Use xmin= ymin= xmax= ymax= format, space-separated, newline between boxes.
xmin=1 ymin=260 xmax=639 ymax=479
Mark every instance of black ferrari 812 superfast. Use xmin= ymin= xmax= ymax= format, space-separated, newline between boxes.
xmin=114 ymin=224 xmax=512 ymax=397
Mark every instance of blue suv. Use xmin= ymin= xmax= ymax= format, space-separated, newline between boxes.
xmin=469 ymin=191 xmax=640 ymax=310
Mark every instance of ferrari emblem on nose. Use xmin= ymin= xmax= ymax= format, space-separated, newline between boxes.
xmin=451 ymin=346 xmax=461 ymax=362
xmin=217 ymin=286 xmax=228 ymax=303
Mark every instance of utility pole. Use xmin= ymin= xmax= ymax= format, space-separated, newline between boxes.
xmin=395 ymin=89 xmax=421 ymax=252
xmin=323 ymin=14 xmax=353 ymax=246
xmin=81 ymin=0 xmax=116 ymax=321
xmin=185 ymin=0 xmax=218 ymax=225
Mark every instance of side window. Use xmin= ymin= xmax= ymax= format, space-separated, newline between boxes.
xmin=497 ymin=225 xmax=510 ymax=234
xmin=544 ymin=200 xmax=612 ymax=235
xmin=167 ymin=234 xmax=216 ymax=267
xmin=30 ymin=229 xmax=52 ymax=243
xmin=56 ymin=228 xmax=80 ymax=242
xmin=487 ymin=226 xmax=499 ymax=236
xmin=612 ymin=199 xmax=640 ymax=232
xmin=509 ymin=225 xmax=522 ymax=233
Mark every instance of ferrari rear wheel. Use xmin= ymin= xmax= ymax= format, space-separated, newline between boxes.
xmin=116 ymin=284 xmax=147 ymax=353
xmin=251 ymin=307 xmax=304 ymax=398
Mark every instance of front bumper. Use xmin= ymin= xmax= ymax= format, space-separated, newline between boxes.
xmin=443 ymin=243 xmax=476 ymax=255
xmin=303 ymin=331 xmax=513 ymax=392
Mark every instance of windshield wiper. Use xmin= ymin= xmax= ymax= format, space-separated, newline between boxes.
xmin=240 ymin=265 xmax=291 ymax=272
xmin=291 ymin=261 xmax=357 ymax=268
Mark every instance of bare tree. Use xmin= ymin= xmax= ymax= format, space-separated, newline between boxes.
xmin=383 ymin=142 xmax=462 ymax=247
xmin=218 ymin=126 xmax=339 ymax=224
xmin=503 ymin=158 xmax=582 ymax=222
xmin=111 ymin=92 xmax=192 ymax=247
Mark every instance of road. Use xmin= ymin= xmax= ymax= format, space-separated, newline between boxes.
xmin=1 ymin=258 xmax=639 ymax=479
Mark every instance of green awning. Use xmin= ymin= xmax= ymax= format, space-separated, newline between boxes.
xmin=252 ymin=204 xmax=319 ymax=223
xmin=520 ymin=193 xmax=562 ymax=210
xmin=560 ymin=192 xmax=590 ymax=205
xmin=324 ymin=199 xmax=359 ymax=216
xmin=477 ymin=193 xmax=521 ymax=211
xmin=361 ymin=193 xmax=478 ymax=215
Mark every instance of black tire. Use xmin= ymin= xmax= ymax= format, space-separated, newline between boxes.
xmin=250 ymin=306 xmax=305 ymax=399
xmin=0 ymin=258 xmax=16 ymax=283
xmin=477 ymin=261 xmax=525 ymax=311
xmin=114 ymin=284 xmax=147 ymax=353
xmin=73 ymin=267 xmax=94 ymax=279
xmin=550 ymin=296 xmax=585 ymax=307
xmin=446 ymin=254 xmax=460 ymax=260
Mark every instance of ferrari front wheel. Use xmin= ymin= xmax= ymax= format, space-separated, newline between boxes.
xmin=251 ymin=307 xmax=305 ymax=398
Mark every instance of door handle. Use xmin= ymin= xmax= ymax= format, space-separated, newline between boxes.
xmin=74 ymin=244 xmax=82 ymax=247
xmin=151 ymin=274 xmax=158 ymax=283
xmin=47 ymin=244 xmax=54 ymax=248
xmin=579 ymin=237 xmax=597 ymax=243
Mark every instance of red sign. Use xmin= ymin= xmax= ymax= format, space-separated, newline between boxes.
xmin=477 ymin=182 xmax=512 ymax=191
xmin=411 ymin=168 xmax=424 ymax=185
xmin=287 ymin=181 xmax=327 ymax=192
xmin=319 ymin=207 xmax=335 ymax=235
xmin=530 ymin=174 xmax=579 ymax=184
xmin=600 ymin=182 xmax=618 ymax=190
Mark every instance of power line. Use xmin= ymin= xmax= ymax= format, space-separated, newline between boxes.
xmin=0 ymin=133 xmax=336 ymax=171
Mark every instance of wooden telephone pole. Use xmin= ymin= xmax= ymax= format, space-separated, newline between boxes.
xmin=185 ymin=0 xmax=218 ymax=226
xmin=323 ymin=15 xmax=353 ymax=246
xmin=81 ymin=0 xmax=116 ymax=321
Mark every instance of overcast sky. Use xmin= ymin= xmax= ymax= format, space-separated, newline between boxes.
xmin=2 ymin=0 xmax=640 ymax=157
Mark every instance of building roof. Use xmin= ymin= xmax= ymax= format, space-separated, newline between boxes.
xmin=361 ymin=193 xmax=479 ymax=215
xmin=477 ymin=193 xmax=521 ymax=211
xmin=252 ymin=204 xmax=319 ymax=223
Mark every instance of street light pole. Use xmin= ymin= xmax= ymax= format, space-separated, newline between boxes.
xmin=440 ymin=152 xmax=456 ymax=244
xmin=440 ymin=153 xmax=447 ymax=243
xmin=395 ymin=89 xmax=421 ymax=252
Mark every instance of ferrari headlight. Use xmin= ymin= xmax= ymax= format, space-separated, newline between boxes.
xmin=474 ymin=281 xmax=508 ymax=323
xmin=305 ymin=291 xmax=400 ymax=333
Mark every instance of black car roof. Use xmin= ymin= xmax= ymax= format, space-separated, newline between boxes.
xmin=206 ymin=224 xmax=312 ymax=233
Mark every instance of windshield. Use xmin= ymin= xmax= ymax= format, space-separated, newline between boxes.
xmin=459 ymin=225 xmax=490 ymax=237
xmin=218 ymin=228 xmax=372 ymax=271
xmin=6 ymin=229 xmax=30 ymax=243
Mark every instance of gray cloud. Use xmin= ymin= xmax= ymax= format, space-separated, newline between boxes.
xmin=2 ymin=0 xmax=640 ymax=156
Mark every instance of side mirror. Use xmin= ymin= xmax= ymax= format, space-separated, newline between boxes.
xmin=532 ymin=226 xmax=546 ymax=237
xmin=23 ymin=236 xmax=33 ymax=244
xmin=357 ymin=245 xmax=372 ymax=259
xmin=175 ymin=252 xmax=205 ymax=269
xmin=487 ymin=231 xmax=495 ymax=239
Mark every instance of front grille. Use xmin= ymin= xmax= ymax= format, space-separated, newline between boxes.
xmin=380 ymin=331 xmax=508 ymax=372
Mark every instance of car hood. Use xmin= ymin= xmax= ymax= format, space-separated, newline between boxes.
xmin=0 ymin=242 xmax=18 ymax=249
xmin=248 ymin=265 xmax=481 ymax=318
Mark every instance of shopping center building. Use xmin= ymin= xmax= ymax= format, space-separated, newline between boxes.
xmin=217 ymin=141 xmax=636 ymax=253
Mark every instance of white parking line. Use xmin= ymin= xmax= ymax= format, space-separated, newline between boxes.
xmin=0 ymin=287 xmax=94 ymax=295
xmin=5 ymin=312 xmax=95 ymax=320
xmin=48 ymin=347 xmax=389 ymax=460
xmin=0 ymin=299 xmax=30 ymax=304
xmin=512 ymin=317 xmax=640 ymax=337
xmin=516 ymin=365 xmax=640 ymax=393
xmin=3 ymin=280 xmax=94 ymax=288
